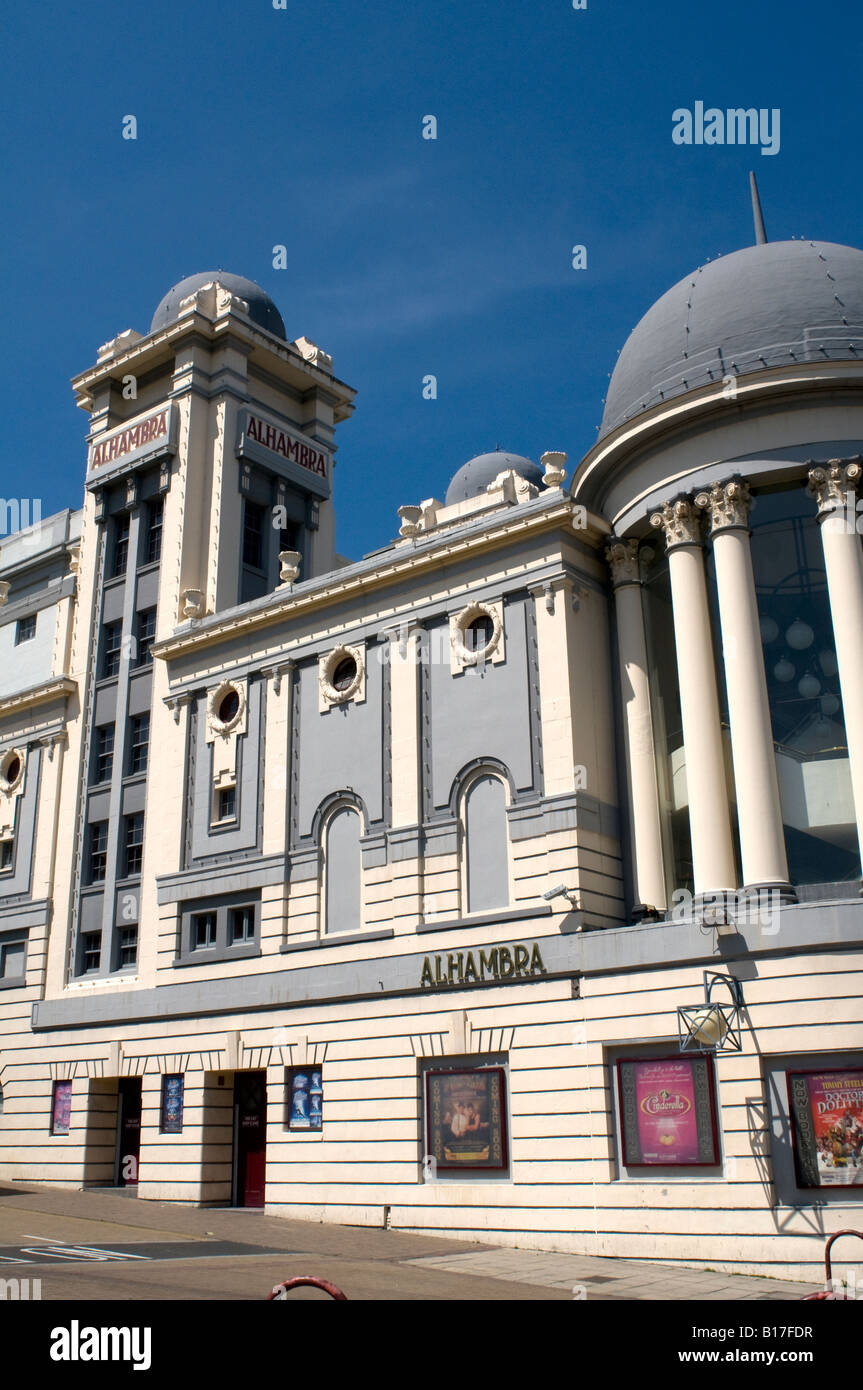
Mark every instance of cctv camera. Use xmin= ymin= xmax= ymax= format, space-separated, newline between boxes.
xmin=542 ymin=884 xmax=571 ymax=902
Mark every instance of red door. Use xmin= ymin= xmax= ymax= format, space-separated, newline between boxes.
xmin=116 ymin=1078 xmax=142 ymax=1187
xmin=234 ymin=1071 xmax=267 ymax=1207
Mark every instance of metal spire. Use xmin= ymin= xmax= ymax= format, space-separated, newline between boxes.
xmin=749 ymin=171 xmax=768 ymax=245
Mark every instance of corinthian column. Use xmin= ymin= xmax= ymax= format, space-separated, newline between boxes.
xmin=650 ymin=497 xmax=737 ymax=896
xmin=808 ymin=459 xmax=863 ymax=871
xmin=606 ymin=538 xmax=667 ymax=910
xmin=695 ymin=479 xmax=791 ymax=893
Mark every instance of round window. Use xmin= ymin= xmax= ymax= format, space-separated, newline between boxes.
xmin=3 ymin=755 xmax=21 ymax=786
xmin=217 ymin=690 xmax=240 ymax=725
xmin=465 ymin=615 xmax=495 ymax=653
xmin=332 ymin=656 xmax=358 ymax=692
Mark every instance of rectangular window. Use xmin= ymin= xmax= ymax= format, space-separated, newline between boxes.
xmin=15 ymin=614 xmax=36 ymax=644
xmin=145 ymin=498 xmax=163 ymax=565
xmin=278 ymin=521 xmax=300 ymax=565
xmin=136 ymin=609 xmax=157 ymax=666
xmin=229 ymin=905 xmax=255 ymax=944
xmin=129 ymin=713 xmax=150 ymax=774
xmin=285 ymin=1066 xmax=323 ymax=1131
xmin=88 ymin=822 xmax=108 ymax=883
xmin=192 ymin=912 xmax=217 ymax=950
xmin=102 ymin=622 xmax=122 ymax=679
xmin=0 ymin=938 xmax=25 ymax=980
xmin=242 ymin=500 xmax=265 ymax=570
xmin=160 ymin=1075 xmax=184 ymax=1134
xmin=95 ymin=724 xmax=115 ymax=783
xmin=82 ymin=931 xmax=101 ymax=973
xmin=177 ymin=893 xmax=262 ymax=966
xmin=51 ymin=1080 xmax=73 ymax=1135
xmin=217 ymin=786 xmax=236 ymax=822
xmin=0 ymin=839 xmax=13 ymax=872
xmin=424 ymin=1065 xmax=509 ymax=1173
xmin=118 ymin=926 xmax=138 ymax=969
xmin=111 ymin=514 xmax=130 ymax=578
xmin=124 ymin=813 xmax=144 ymax=877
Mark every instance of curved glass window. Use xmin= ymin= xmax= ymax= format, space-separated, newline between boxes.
xmin=641 ymin=556 xmax=694 ymax=896
xmin=748 ymin=484 xmax=860 ymax=885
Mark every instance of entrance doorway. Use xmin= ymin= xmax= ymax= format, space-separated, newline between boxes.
xmin=116 ymin=1078 xmax=142 ymax=1187
xmin=233 ymin=1071 xmax=267 ymax=1207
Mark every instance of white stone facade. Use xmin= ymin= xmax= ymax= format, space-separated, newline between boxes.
xmin=1 ymin=259 xmax=862 ymax=1284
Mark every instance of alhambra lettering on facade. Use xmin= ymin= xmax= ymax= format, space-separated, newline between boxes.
xmin=420 ymin=943 xmax=547 ymax=989
xmin=89 ymin=410 xmax=168 ymax=470
xmin=246 ymin=414 xmax=327 ymax=477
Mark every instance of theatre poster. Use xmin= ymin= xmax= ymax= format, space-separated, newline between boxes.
xmin=617 ymin=1055 xmax=720 ymax=1167
xmin=788 ymin=1068 xmax=863 ymax=1189
xmin=426 ymin=1067 xmax=508 ymax=1171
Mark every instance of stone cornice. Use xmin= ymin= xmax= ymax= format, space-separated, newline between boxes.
xmin=29 ymin=897 xmax=863 ymax=1032
xmin=72 ymin=309 xmax=356 ymax=417
xmin=154 ymin=498 xmax=605 ymax=663
xmin=0 ymin=676 xmax=76 ymax=718
xmin=572 ymin=360 xmax=863 ymax=509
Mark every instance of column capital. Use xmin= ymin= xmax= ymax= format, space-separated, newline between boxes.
xmin=695 ymin=477 xmax=751 ymax=534
xmin=807 ymin=457 xmax=863 ymax=516
xmin=649 ymin=496 xmax=702 ymax=549
xmin=605 ymin=538 xmax=641 ymax=587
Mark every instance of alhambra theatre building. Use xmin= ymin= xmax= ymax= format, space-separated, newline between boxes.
xmin=1 ymin=241 xmax=862 ymax=1283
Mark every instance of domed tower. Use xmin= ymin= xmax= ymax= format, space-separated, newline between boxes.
xmin=59 ymin=272 xmax=355 ymax=980
xmin=72 ymin=270 xmax=355 ymax=620
xmin=445 ymin=450 xmax=544 ymax=505
xmin=574 ymin=220 xmax=863 ymax=913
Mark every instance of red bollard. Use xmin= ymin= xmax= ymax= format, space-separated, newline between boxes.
xmin=802 ymin=1229 xmax=863 ymax=1299
xmin=267 ymin=1276 xmax=348 ymax=1300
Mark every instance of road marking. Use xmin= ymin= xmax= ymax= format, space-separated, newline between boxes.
xmin=0 ymin=1240 xmax=294 ymax=1267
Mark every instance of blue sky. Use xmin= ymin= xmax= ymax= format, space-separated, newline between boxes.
xmin=1 ymin=0 xmax=859 ymax=558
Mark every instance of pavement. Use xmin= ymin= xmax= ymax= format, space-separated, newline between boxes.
xmin=0 ymin=1182 xmax=815 ymax=1301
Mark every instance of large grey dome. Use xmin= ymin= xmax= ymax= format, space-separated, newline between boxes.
xmin=151 ymin=271 xmax=286 ymax=339
xmin=446 ymin=450 xmax=543 ymax=505
xmin=600 ymin=240 xmax=863 ymax=439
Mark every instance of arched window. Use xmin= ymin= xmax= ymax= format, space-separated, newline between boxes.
xmin=463 ymin=773 xmax=510 ymax=914
xmin=324 ymin=804 xmax=362 ymax=935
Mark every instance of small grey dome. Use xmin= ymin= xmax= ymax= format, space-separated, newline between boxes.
xmin=445 ymin=450 xmax=543 ymax=505
xmin=600 ymin=240 xmax=863 ymax=439
xmin=151 ymin=271 xmax=286 ymax=339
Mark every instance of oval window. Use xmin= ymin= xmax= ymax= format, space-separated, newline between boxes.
xmin=3 ymin=755 xmax=21 ymax=786
xmin=218 ymin=690 xmax=240 ymax=724
xmin=465 ymin=615 xmax=495 ymax=653
xmin=332 ymin=656 xmax=357 ymax=692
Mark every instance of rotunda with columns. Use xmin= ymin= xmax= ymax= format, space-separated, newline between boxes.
xmin=575 ymin=234 xmax=863 ymax=915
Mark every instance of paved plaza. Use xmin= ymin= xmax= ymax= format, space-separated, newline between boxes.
xmin=0 ymin=1183 xmax=815 ymax=1301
